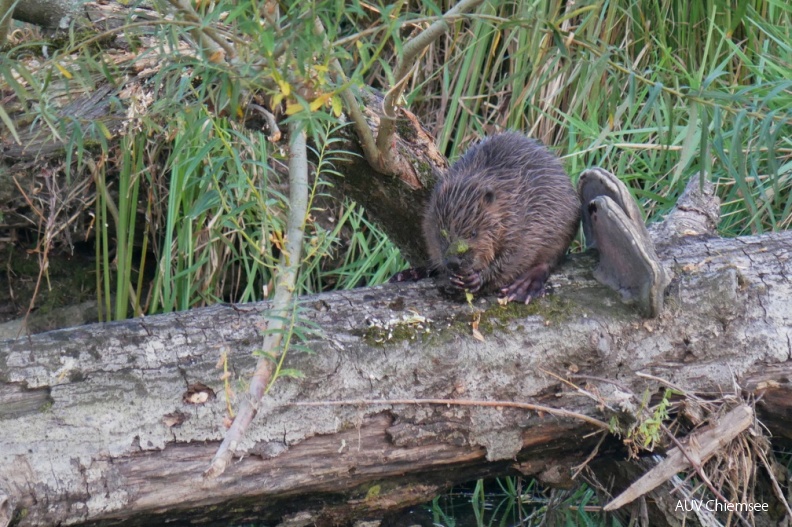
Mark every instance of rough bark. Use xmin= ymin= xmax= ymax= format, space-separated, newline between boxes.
xmin=0 ymin=300 xmax=100 ymax=339
xmin=8 ymin=0 xmax=151 ymax=33
xmin=330 ymin=90 xmax=445 ymax=264
xmin=10 ymin=0 xmax=88 ymax=30
xmin=1 ymin=228 xmax=791 ymax=526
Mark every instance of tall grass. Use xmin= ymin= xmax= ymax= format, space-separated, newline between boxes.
xmin=395 ymin=0 xmax=791 ymax=235
xmin=94 ymin=133 xmax=146 ymax=321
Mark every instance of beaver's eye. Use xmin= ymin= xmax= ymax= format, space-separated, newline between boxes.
xmin=470 ymin=229 xmax=478 ymax=239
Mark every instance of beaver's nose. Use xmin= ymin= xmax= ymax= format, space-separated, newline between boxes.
xmin=444 ymin=256 xmax=461 ymax=273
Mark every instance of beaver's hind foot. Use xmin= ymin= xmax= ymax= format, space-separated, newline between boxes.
xmin=500 ymin=263 xmax=550 ymax=304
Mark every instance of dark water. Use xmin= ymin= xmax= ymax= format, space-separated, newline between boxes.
xmin=384 ymin=477 xmax=614 ymax=527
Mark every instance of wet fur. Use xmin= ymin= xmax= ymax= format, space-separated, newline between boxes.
xmin=423 ymin=133 xmax=581 ymax=296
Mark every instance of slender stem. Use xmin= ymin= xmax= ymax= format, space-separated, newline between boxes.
xmin=338 ymin=85 xmax=382 ymax=170
xmin=166 ymin=0 xmax=237 ymax=60
xmin=313 ymin=18 xmax=383 ymax=171
xmin=375 ymin=0 xmax=485 ymax=165
xmin=206 ymin=121 xmax=308 ymax=478
xmin=0 ymin=0 xmax=16 ymax=44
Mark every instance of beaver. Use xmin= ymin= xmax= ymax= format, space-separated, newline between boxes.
xmin=422 ymin=132 xmax=580 ymax=303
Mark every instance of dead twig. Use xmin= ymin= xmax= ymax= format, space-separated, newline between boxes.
xmin=540 ymin=368 xmax=616 ymax=412
xmin=755 ymin=440 xmax=792 ymax=519
xmin=603 ymin=404 xmax=753 ymax=514
xmin=659 ymin=421 xmax=751 ymax=527
xmin=571 ymin=431 xmax=609 ymax=480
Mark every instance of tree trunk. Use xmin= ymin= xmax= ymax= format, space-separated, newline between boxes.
xmin=9 ymin=0 xmax=88 ymax=30
xmin=327 ymin=89 xmax=446 ymax=263
xmin=1 ymin=229 xmax=791 ymax=526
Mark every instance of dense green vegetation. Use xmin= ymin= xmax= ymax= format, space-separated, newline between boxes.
xmin=400 ymin=0 xmax=792 ymax=235
xmin=1 ymin=0 xmax=790 ymax=322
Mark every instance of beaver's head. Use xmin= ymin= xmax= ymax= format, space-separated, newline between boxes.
xmin=423 ymin=177 xmax=505 ymax=277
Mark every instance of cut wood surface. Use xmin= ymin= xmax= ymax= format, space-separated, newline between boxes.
xmin=1 ymin=229 xmax=791 ymax=526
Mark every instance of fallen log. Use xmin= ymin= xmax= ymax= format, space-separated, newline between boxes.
xmin=1 ymin=227 xmax=791 ymax=526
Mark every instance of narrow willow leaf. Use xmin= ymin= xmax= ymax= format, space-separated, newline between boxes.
xmin=673 ymin=103 xmax=699 ymax=188
xmin=0 ymin=106 xmax=20 ymax=144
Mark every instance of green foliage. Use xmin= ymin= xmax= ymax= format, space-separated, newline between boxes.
xmin=608 ymin=388 xmax=676 ymax=459
xmin=94 ymin=133 xmax=146 ymax=321
xmin=398 ymin=0 xmax=792 ymax=235
xmin=149 ymin=110 xmax=278 ymax=312
xmin=253 ymin=304 xmax=321 ymax=391
xmin=1 ymin=0 xmax=412 ymax=318
xmin=430 ymin=477 xmax=622 ymax=526
xmin=632 ymin=388 xmax=673 ymax=452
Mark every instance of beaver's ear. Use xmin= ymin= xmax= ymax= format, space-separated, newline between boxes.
xmin=481 ymin=187 xmax=495 ymax=206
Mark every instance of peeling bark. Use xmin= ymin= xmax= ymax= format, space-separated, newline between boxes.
xmin=1 ymin=229 xmax=791 ymax=526
xmin=329 ymin=89 xmax=446 ymax=264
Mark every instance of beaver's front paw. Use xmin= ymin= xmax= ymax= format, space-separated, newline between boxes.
xmin=449 ymin=270 xmax=483 ymax=293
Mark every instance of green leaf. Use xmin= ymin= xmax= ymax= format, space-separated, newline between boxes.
xmin=275 ymin=368 xmax=305 ymax=379
xmin=672 ymin=103 xmax=699 ymax=187
xmin=0 ymin=105 xmax=21 ymax=144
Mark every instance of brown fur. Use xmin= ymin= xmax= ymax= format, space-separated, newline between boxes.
xmin=423 ymin=133 xmax=580 ymax=298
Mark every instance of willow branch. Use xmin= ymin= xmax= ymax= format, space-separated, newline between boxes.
xmin=206 ymin=122 xmax=308 ymax=478
xmin=167 ymin=0 xmax=236 ymax=60
xmin=337 ymin=85 xmax=382 ymax=170
xmin=249 ymin=104 xmax=281 ymax=142
xmin=374 ymin=0 xmax=484 ymax=166
xmin=313 ymin=18 xmax=383 ymax=172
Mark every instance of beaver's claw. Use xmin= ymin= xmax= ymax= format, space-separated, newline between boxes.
xmin=449 ymin=270 xmax=483 ymax=293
